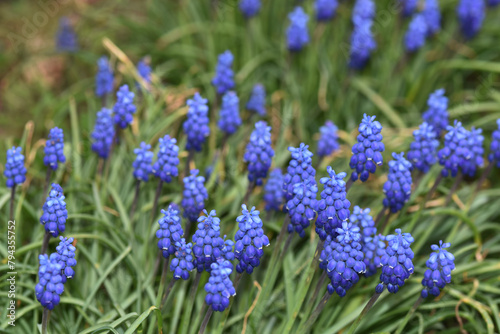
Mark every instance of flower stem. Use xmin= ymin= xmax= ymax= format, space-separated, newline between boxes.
xmin=380 ymin=212 xmax=392 ymax=233
xmin=41 ymin=308 xmax=49 ymax=334
xmin=474 ymin=160 xmax=494 ymax=196
xmin=198 ymin=308 xmax=213 ymax=334
xmin=9 ymin=185 xmax=16 ymax=223
xmin=346 ymin=291 xmax=382 ymax=334
xmin=184 ymin=150 xmax=194 ymax=177
xmin=279 ymin=233 xmax=294 ymax=263
xmin=345 ymin=177 xmax=354 ymax=193
xmin=297 ymin=291 xmax=331 ymax=334
xmin=151 ymin=180 xmax=164 ymax=223
xmin=423 ymin=173 xmax=443 ymax=207
xmin=243 ymin=182 xmax=255 ymax=205
xmin=216 ymin=272 xmax=243 ymax=333
xmin=374 ymin=208 xmax=386 ymax=227
xmin=180 ymin=271 xmax=202 ymax=334
xmin=161 ymin=277 xmax=177 ymax=309
xmin=444 ymin=172 xmax=463 ymax=206
xmin=155 ymin=257 xmax=169 ymax=307
xmin=394 ymin=295 xmax=423 ymax=334
xmin=41 ymin=231 xmax=51 ymax=255
xmin=43 ymin=168 xmax=52 ymax=199
xmin=307 ymin=271 xmax=327 ymax=310
xmin=129 ymin=180 xmax=141 ymax=220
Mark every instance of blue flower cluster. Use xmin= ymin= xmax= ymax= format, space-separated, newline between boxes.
xmin=246 ymin=84 xmax=266 ymax=116
xmin=244 ymin=121 xmax=275 ymax=186
xmin=95 ymin=56 xmax=114 ymax=97
xmin=351 ymin=206 xmax=383 ymax=277
xmin=40 ymin=184 xmax=68 ymax=237
xmin=181 ymin=169 xmax=208 ymax=223
xmin=405 ymin=14 xmax=428 ymax=52
xmin=352 ymin=0 xmax=375 ymax=24
xmin=316 ymin=167 xmax=350 ymax=241
xmin=91 ymin=108 xmax=115 ymax=159
xmin=137 ymin=58 xmax=152 ymax=88
xmin=171 ymin=238 xmax=195 ymax=280
xmin=56 ymin=17 xmax=78 ymax=52
xmin=352 ymin=206 xmax=376 ymax=240
xmin=55 ymin=237 xmax=77 ymax=284
xmin=421 ymin=241 xmax=455 ymax=298
xmin=349 ymin=114 xmax=384 ymax=182
xmin=36 ymin=254 xmax=64 ymax=310
xmin=218 ymin=91 xmax=242 ymax=135
xmin=287 ymin=6 xmax=310 ymax=52
xmin=286 ymin=180 xmax=318 ymax=238
xmin=113 ymin=85 xmax=137 ymax=129
xmin=423 ymin=0 xmax=441 ymax=35
xmin=350 ymin=0 xmax=376 ymax=69
xmin=283 ymin=143 xmax=316 ymax=201
xmin=438 ymin=121 xmax=468 ymax=177
xmin=376 ymin=229 xmax=414 ymax=294
xmin=205 ymin=259 xmax=236 ymax=312
xmin=461 ymin=127 xmax=484 ymax=177
xmin=263 ymin=168 xmax=284 ymax=212
xmin=152 ymin=135 xmax=179 ymax=183
xmin=457 ymin=0 xmax=485 ymax=39
xmin=407 ymin=122 xmax=439 ymax=173
xmin=317 ymin=121 xmax=339 ymax=158
xmin=132 ymin=142 xmax=154 ymax=182
xmin=234 ymin=205 xmax=270 ymax=274
xmin=4 ymin=147 xmax=27 ymax=188
xmin=239 ymin=0 xmax=261 ymax=18
xmin=383 ymin=152 xmax=413 ymax=213
xmin=315 ymin=0 xmax=338 ymax=21
xmin=489 ymin=0 xmax=500 ymax=6
xmin=400 ymin=0 xmax=418 ymax=16
xmin=423 ymin=89 xmax=448 ymax=136
xmin=157 ymin=205 xmax=184 ymax=259
xmin=489 ymin=119 xmax=500 ymax=166
xmin=44 ymin=127 xmax=66 ymax=171
xmin=212 ymin=51 xmax=235 ymax=95
xmin=183 ymin=93 xmax=210 ymax=152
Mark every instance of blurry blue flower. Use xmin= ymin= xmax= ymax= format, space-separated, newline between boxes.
xmin=181 ymin=169 xmax=208 ymax=223
xmin=421 ymin=241 xmax=455 ymax=298
xmin=157 ymin=205 xmax=184 ymax=259
xmin=287 ymin=180 xmax=318 ymax=238
xmin=152 ymin=135 xmax=179 ymax=183
xmin=243 ymin=121 xmax=275 ymax=186
xmin=183 ymin=93 xmax=210 ymax=152
xmin=170 ymin=238 xmax=195 ymax=280
xmin=461 ymin=127 xmax=484 ymax=177
xmin=351 ymin=206 xmax=376 ymax=241
xmin=205 ymin=259 xmax=236 ymax=312
xmin=399 ymin=0 xmax=418 ymax=16
xmin=362 ymin=234 xmax=385 ymax=277
xmin=376 ymin=229 xmax=414 ymax=294
xmin=489 ymin=0 xmax=500 ymax=6
xmin=44 ymin=127 xmax=66 ymax=171
xmin=36 ymin=254 xmax=64 ymax=310
xmin=457 ymin=0 xmax=485 ymax=39
xmin=405 ymin=14 xmax=428 ymax=52
xmin=55 ymin=236 xmax=76 ymax=284
xmin=287 ymin=6 xmax=310 ymax=52
xmin=488 ymin=119 xmax=500 ymax=166
xmin=239 ymin=0 xmax=261 ymax=18
xmin=218 ymin=91 xmax=242 ymax=135
xmin=317 ymin=121 xmax=340 ymax=158
xmin=4 ymin=146 xmax=27 ymax=188
xmin=91 ymin=108 xmax=115 ymax=159
xmin=246 ymin=84 xmax=266 ymax=116
xmin=349 ymin=21 xmax=377 ymax=70
xmin=132 ymin=142 xmax=153 ymax=182
xmin=113 ymin=85 xmax=136 ymax=129
xmin=40 ymin=184 xmax=67 ymax=237
xmin=352 ymin=0 xmax=375 ymax=25
xmin=423 ymin=0 xmax=441 ymax=35
xmin=438 ymin=120 xmax=469 ymax=177
xmin=422 ymin=89 xmax=448 ymax=137
xmin=383 ymin=152 xmax=413 ymax=213
xmin=264 ymin=168 xmax=285 ymax=212
xmin=349 ymin=114 xmax=384 ymax=182
xmin=283 ymin=143 xmax=316 ymax=201
xmin=95 ymin=56 xmax=114 ymax=97
xmin=234 ymin=205 xmax=270 ymax=274
xmin=56 ymin=17 xmax=77 ymax=52
xmin=315 ymin=0 xmax=338 ymax=21
xmin=316 ymin=167 xmax=350 ymax=241
xmin=212 ymin=51 xmax=235 ymax=95
xmin=407 ymin=122 xmax=439 ymax=173
xmin=137 ymin=58 xmax=152 ymax=89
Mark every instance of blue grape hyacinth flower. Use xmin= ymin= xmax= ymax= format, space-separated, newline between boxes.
xmin=264 ymin=168 xmax=285 ymax=212
xmin=349 ymin=21 xmax=377 ymax=70
xmin=423 ymin=0 xmax=441 ymax=35
xmin=113 ymin=85 xmax=136 ymax=129
xmin=287 ymin=6 xmax=310 ymax=52
xmin=152 ymin=135 xmax=179 ymax=183
xmin=40 ymin=184 xmax=67 ymax=237
xmin=246 ymin=84 xmax=266 ymax=116
xmin=234 ymin=205 xmax=270 ymax=274
xmin=137 ymin=57 xmax=152 ymax=89
xmin=407 ymin=122 xmax=439 ymax=174
xmin=352 ymin=206 xmax=376 ymax=241
xmin=438 ymin=120 xmax=469 ymax=178
xmin=400 ymin=0 xmax=418 ymax=16
xmin=286 ymin=180 xmax=318 ymax=238
xmin=457 ymin=0 xmax=485 ymax=39
xmin=171 ymin=238 xmax=195 ymax=280
xmin=349 ymin=114 xmax=384 ymax=182
xmin=283 ymin=143 xmax=316 ymax=201
xmin=157 ymin=205 xmax=184 ymax=259
xmin=461 ymin=127 xmax=484 ymax=177
xmin=489 ymin=0 xmax=500 ymax=6
xmin=55 ymin=236 xmax=77 ymax=284
xmin=181 ymin=169 xmax=208 ymax=223
xmin=383 ymin=152 xmax=413 ymax=214
xmin=405 ymin=14 xmax=428 ymax=52
xmin=315 ymin=0 xmax=338 ymax=21
xmin=183 ymin=93 xmax=210 ymax=152
xmin=243 ymin=121 xmax=275 ymax=186
xmin=218 ymin=91 xmax=242 ymax=135
xmin=212 ymin=50 xmax=235 ymax=95
xmin=421 ymin=241 xmax=455 ymax=298
xmin=91 ymin=108 xmax=115 ymax=159
xmin=316 ymin=167 xmax=350 ymax=241
xmin=422 ymin=89 xmax=448 ymax=137
xmin=44 ymin=127 xmax=66 ymax=171
xmin=488 ymin=119 xmax=500 ymax=166
xmin=317 ymin=121 xmax=340 ymax=158
xmin=239 ymin=0 xmax=261 ymax=18
xmin=205 ymin=259 xmax=236 ymax=312
xmin=56 ymin=17 xmax=78 ymax=52
xmin=4 ymin=147 xmax=27 ymax=188
xmin=95 ymin=56 xmax=114 ymax=98
xmin=132 ymin=142 xmax=154 ymax=182
xmin=376 ymin=229 xmax=414 ymax=294
xmin=36 ymin=254 xmax=64 ymax=310
xmin=352 ymin=0 xmax=375 ymax=25
xmin=362 ymin=233 xmax=385 ymax=277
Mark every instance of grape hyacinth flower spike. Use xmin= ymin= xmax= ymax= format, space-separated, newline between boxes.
xmin=461 ymin=127 xmax=484 ymax=177
xmin=181 ymin=169 xmax=208 ymax=226
xmin=317 ymin=121 xmax=340 ymax=160
xmin=36 ymin=254 xmax=64 ymax=310
xmin=246 ymin=83 xmax=266 ymax=116
xmin=438 ymin=120 xmax=468 ymax=178
xmin=239 ymin=0 xmax=261 ymax=18
xmin=170 ymin=238 xmax=195 ymax=280
xmin=286 ymin=180 xmax=318 ymax=238
xmin=212 ymin=50 xmax=235 ymax=96
xmin=113 ymin=84 xmax=136 ymax=130
xmin=422 ymin=0 xmax=441 ymax=35
xmin=457 ymin=0 xmax=485 ymax=39
xmin=407 ymin=122 xmax=439 ymax=174
xmin=55 ymin=237 xmax=77 ymax=284
xmin=489 ymin=0 xmax=500 ymax=6
xmin=137 ymin=57 xmax=152 ymax=90
xmin=40 ymin=184 xmax=68 ymax=253
xmin=315 ymin=0 xmax=338 ymax=21
xmin=218 ymin=91 xmax=242 ymax=136
xmin=130 ymin=142 xmax=154 ymax=218
xmin=421 ymin=241 xmax=455 ymax=298
xmin=283 ymin=143 xmax=316 ymax=201
xmin=404 ymin=14 xmax=428 ymax=52
xmin=400 ymin=0 xmax=418 ymax=16
xmin=56 ymin=17 xmax=78 ymax=52
xmin=352 ymin=0 xmax=375 ymax=25
xmin=183 ymin=92 xmax=210 ymax=154
xmin=382 ymin=152 xmax=413 ymax=214
xmin=44 ymin=127 xmax=66 ymax=171
xmin=4 ymin=146 xmax=27 ymax=221
xmin=91 ymin=108 xmax=115 ymax=160
xmin=349 ymin=21 xmax=377 ymax=70
xmin=488 ymin=119 xmax=500 ymax=168
xmin=263 ymin=168 xmax=285 ymax=212
xmin=95 ymin=56 xmax=114 ymax=99
xmin=287 ymin=6 xmax=310 ymax=52
xmin=243 ymin=121 xmax=275 ymax=188
xmin=156 ymin=205 xmax=184 ymax=260
xmin=422 ymin=88 xmax=448 ymax=137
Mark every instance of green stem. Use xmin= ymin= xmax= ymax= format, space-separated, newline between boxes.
xmin=444 ymin=172 xmax=463 ymax=206
xmin=180 ymin=271 xmax=202 ymax=334
xmin=151 ymin=180 xmax=164 ymax=223
xmin=198 ymin=308 xmax=213 ymax=334
xmin=156 ymin=258 xmax=169 ymax=307
xmin=41 ymin=308 xmax=49 ymax=334
xmin=41 ymin=231 xmax=51 ymax=255
xmin=394 ymin=296 xmax=423 ymax=334
xmin=297 ymin=291 xmax=331 ymax=334
xmin=346 ymin=291 xmax=382 ymax=334
xmin=161 ymin=277 xmax=177 ymax=309
xmin=9 ymin=185 xmax=16 ymax=223
xmin=129 ymin=180 xmax=141 ymax=220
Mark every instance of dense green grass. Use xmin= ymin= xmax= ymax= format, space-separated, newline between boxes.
xmin=1 ymin=0 xmax=500 ymax=333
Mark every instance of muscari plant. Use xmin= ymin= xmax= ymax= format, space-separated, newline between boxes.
xmin=407 ymin=122 xmax=439 ymax=175
xmin=137 ymin=57 xmax=152 ymax=90
xmin=56 ymin=17 xmax=78 ymax=52
xmin=181 ymin=169 xmax=208 ymax=229
xmin=315 ymin=0 xmax=338 ymax=22
xmin=40 ymin=183 xmax=68 ymax=254
xmin=422 ymin=0 xmax=441 ymax=36
xmin=4 ymin=146 xmax=27 ymax=221
xmin=400 ymin=0 xmax=418 ymax=17
xmin=317 ymin=120 xmax=340 ymax=163
xmin=95 ymin=56 xmax=114 ymax=102
xmin=246 ymin=83 xmax=266 ymax=116
xmin=286 ymin=6 xmax=309 ymax=52
xmin=212 ymin=50 xmax=235 ymax=96
xmin=239 ymin=0 xmax=261 ymax=18
xmin=422 ymin=88 xmax=449 ymax=137
xmin=349 ymin=0 xmax=376 ymax=70
xmin=114 ymin=84 xmax=137 ymax=130
xmin=183 ymin=93 xmax=210 ymax=172
xmin=218 ymin=91 xmax=241 ymax=137
xmin=43 ymin=127 xmax=65 ymax=195
xmin=263 ymin=168 xmax=285 ymax=212
xmin=283 ymin=143 xmax=316 ymax=201
xmin=457 ymin=0 xmax=485 ymax=39
xmin=243 ymin=121 xmax=274 ymax=194
xmin=130 ymin=142 xmax=154 ymax=218
xmin=405 ymin=13 xmax=428 ymax=52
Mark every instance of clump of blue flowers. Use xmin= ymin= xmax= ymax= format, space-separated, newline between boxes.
xmin=264 ymin=168 xmax=285 ymax=212
xmin=407 ymin=122 xmax=439 ymax=174
xmin=171 ymin=238 xmax=195 ymax=280
xmin=421 ymin=241 xmax=455 ymax=298
xmin=383 ymin=153 xmax=413 ymax=213
xmin=352 ymin=0 xmax=375 ymax=25
xmin=352 ymin=206 xmax=376 ymax=240
xmin=234 ymin=205 xmax=270 ymax=274
xmin=137 ymin=57 xmax=152 ymax=89
xmin=212 ymin=50 xmax=235 ymax=95
xmin=183 ymin=93 xmax=210 ymax=152
xmin=423 ymin=0 xmax=441 ymax=35
xmin=461 ymin=127 xmax=484 ymax=177
xmin=205 ymin=259 xmax=236 ymax=311
xmin=243 ymin=121 xmax=275 ymax=186
xmin=349 ymin=114 xmax=384 ymax=182
xmin=91 ymin=108 xmax=115 ymax=159
xmin=44 ymin=127 xmax=66 ymax=171
xmin=400 ymin=0 xmax=418 ymax=16
xmin=181 ymin=169 xmax=208 ymax=223
xmin=95 ymin=56 xmax=114 ymax=98
xmin=132 ymin=142 xmax=154 ymax=182
xmin=239 ymin=0 xmax=261 ymax=18
xmin=351 ymin=206 xmax=383 ymax=277
xmin=246 ymin=84 xmax=266 ymax=116
xmin=438 ymin=120 xmax=468 ymax=177
xmin=315 ymin=0 xmax=338 ymax=21
xmin=349 ymin=21 xmax=377 ymax=70
xmin=4 ymin=147 xmax=27 ymax=188
xmin=56 ymin=17 xmax=78 ymax=52
xmin=152 ymin=135 xmax=179 ymax=183
xmin=422 ymin=89 xmax=448 ymax=137
xmin=40 ymin=184 xmax=68 ymax=237
xmin=287 ymin=6 xmax=310 ymax=52
xmin=55 ymin=237 xmax=77 ymax=284
xmin=157 ymin=205 xmax=184 ymax=259
xmin=317 ymin=121 xmax=340 ymax=158
xmin=218 ymin=91 xmax=242 ymax=135
xmin=457 ymin=0 xmax=485 ymax=39
xmin=286 ymin=180 xmax=318 ymax=238
xmin=36 ymin=254 xmax=64 ymax=310
xmin=113 ymin=85 xmax=136 ymax=129
xmin=489 ymin=119 xmax=500 ymax=166
xmin=405 ymin=14 xmax=428 ymax=52
xmin=283 ymin=143 xmax=316 ymax=201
